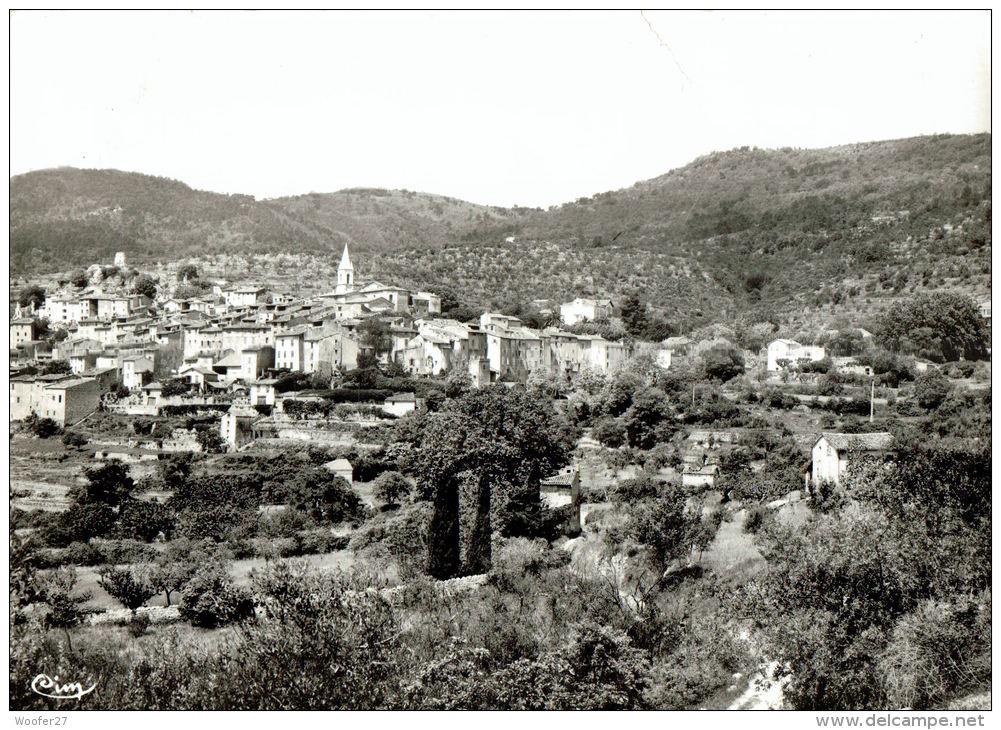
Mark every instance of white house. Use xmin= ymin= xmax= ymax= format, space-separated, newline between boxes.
xmin=767 ymin=339 xmax=826 ymax=372
xmin=122 ymin=356 xmax=154 ymax=391
xmin=220 ymin=404 xmax=260 ymax=451
xmin=810 ymin=431 xmax=893 ymax=488
xmin=560 ymin=297 xmax=614 ymax=326
xmin=250 ymin=378 xmax=277 ymax=407
xmin=655 ymin=348 xmax=673 ymax=371
xmin=324 ymin=458 xmax=353 ymax=486
xmin=382 ymin=392 xmax=418 ymax=417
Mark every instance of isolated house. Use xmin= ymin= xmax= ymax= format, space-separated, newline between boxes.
xmin=382 ymin=392 xmax=418 ymax=417
xmin=540 ymin=467 xmax=582 ymax=531
xmin=810 ymin=431 xmax=893 ymax=487
xmin=559 ymin=297 xmax=614 ymax=326
xmin=220 ymin=404 xmax=260 ymax=451
xmin=41 ymin=378 xmax=102 ymax=426
xmin=767 ymin=339 xmax=826 ymax=372
xmin=324 ymin=458 xmax=354 ymax=486
xmin=250 ymin=378 xmax=278 ymax=407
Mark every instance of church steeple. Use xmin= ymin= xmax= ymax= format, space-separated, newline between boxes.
xmin=336 ymin=243 xmax=354 ymax=294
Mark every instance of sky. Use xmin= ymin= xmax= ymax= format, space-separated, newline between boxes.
xmin=10 ymin=10 xmax=992 ymax=208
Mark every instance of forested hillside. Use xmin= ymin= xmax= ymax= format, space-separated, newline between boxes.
xmin=10 ymin=134 xmax=990 ymax=326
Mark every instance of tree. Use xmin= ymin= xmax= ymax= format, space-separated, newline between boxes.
xmin=913 ymin=370 xmax=951 ymax=410
xmin=701 ymin=345 xmax=744 ymax=382
xmin=409 ymin=387 xmax=575 ymax=578
xmin=177 ymin=263 xmax=199 ymax=281
xmin=444 ymin=368 xmax=472 ymax=399
xmin=39 ymin=567 xmax=90 ymax=651
xmin=160 ymin=378 xmax=189 ymax=397
xmin=373 ymin=471 xmax=411 ymax=507
xmin=18 ymin=285 xmax=45 ymax=310
xmin=132 ymin=274 xmax=158 ymax=300
xmin=627 ymin=487 xmax=699 ymax=574
xmin=619 ymin=294 xmax=648 ymax=336
xmin=23 ymin=412 xmax=61 ymax=438
xmin=178 ymin=563 xmax=254 ymax=628
xmin=46 ymin=502 xmax=117 ymax=546
xmin=116 ymin=498 xmax=173 ymax=542
xmin=151 ymin=540 xmax=214 ymax=606
xmin=196 ymin=428 xmax=226 ymax=454
xmin=159 ymin=452 xmax=195 ymax=491
xmin=72 ymin=461 xmax=135 ymax=508
xmin=592 ymin=417 xmax=625 ymax=448
xmin=622 ymin=387 xmax=671 ymax=449
xmin=71 ymin=270 xmax=89 ymax=288
xmin=99 ymin=565 xmax=157 ymax=616
xmin=879 ymin=293 xmax=988 ymax=362
xmin=359 ymin=317 xmax=392 ymax=359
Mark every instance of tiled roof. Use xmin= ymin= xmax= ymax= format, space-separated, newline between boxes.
xmin=819 ymin=432 xmax=893 ymax=451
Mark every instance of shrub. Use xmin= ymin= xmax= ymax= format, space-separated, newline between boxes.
xmin=100 ymin=539 xmax=159 ymax=565
xmin=61 ymin=430 xmax=88 ymax=448
xmin=372 ymin=471 xmax=411 ymax=507
xmin=178 ymin=564 xmax=255 ymax=628
xmin=744 ymin=505 xmax=766 ymax=534
xmin=878 ymin=594 xmax=990 ymax=710
xmin=127 ymin=612 xmax=152 ymax=638
xmin=99 ymin=565 xmax=157 ymax=614
xmin=608 ymin=475 xmax=660 ymax=503
xmin=24 ymin=413 xmax=61 ymax=438
xmin=914 ymin=370 xmax=951 ymax=410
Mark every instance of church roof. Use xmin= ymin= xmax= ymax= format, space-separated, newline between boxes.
xmin=338 ymin=244 xmax=353 ymax=271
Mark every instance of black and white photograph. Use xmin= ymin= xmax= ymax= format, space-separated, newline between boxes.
xmin=7 ymin=9 xmax=993 ymax=718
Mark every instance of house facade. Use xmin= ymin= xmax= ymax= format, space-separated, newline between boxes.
xmin=811 ymin=431 xmax=893 ymax=487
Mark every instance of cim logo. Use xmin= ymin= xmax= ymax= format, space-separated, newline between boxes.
xmin=30 ymin=674 xmax=96 ymax=701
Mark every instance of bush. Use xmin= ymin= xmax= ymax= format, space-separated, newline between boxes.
xmin=97 ymin=539 xmax=159 ymax=565
xmin=127 ymin=612 xmax=152 ymax=637
xmin=608 ymin=475 xmax=661 ymax=502
xmin=744 ymin=505 xmax=766 ymax=534
xmin=24 ymin=413 xmax=62 ymax=438
xmin=61 ymin=431 xmax=88 ymax=448
xmin=878 ymin=594 xmax=990 ymax=710
xmin=372 ymin=471 xmax=411 ymax=507
xmin=914 ymin=370 xmax=951 ymax=410
xmin=178 ymin=564 xmax=255 ymax=628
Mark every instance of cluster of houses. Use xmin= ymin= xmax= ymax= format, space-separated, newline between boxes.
xmin=9 ymin=246 xmax=637 ymax=429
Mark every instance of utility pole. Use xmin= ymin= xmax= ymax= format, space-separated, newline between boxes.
xmin=870 ymin=379 xmax=875 ymax=423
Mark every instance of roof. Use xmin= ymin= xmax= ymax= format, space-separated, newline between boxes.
xmin=818 ymin=432 xmax=893 ymax=452
xmin=338 ymin=244 xmax=353 ymax=270
xmin=325 ymin=458 xmax=353 ymax=472
xmin=541 ymin=470 xmax=577 ymax=487
xmin=228 ymin=404 xmax=260 ymax=418
xmin=214 ymin=352 xmax=243 ymax=368
xmin=11 ymin=318 xmax=35 ymax=325
xmin=143 ymin=382 xmax=163 ymax=391
xmin=386 ymin=392 xmax=416 ymax=403
xmin=44 ymin=377 xmax=96 ymax=390
xmin=276 ymin=325 xmax=309 ymax=338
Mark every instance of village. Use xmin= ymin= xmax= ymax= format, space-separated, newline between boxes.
xmin=13 ymin=243 xmax=982 ymax=499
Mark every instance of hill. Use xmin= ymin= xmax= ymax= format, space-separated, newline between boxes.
xmin=10 ymin=134 xmax=991 ymax=328
xmin=9 ymin=169 xmax=524 ymax=274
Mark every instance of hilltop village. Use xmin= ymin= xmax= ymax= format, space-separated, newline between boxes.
xmin=11 ymin=247 xmax=641 ymax=446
